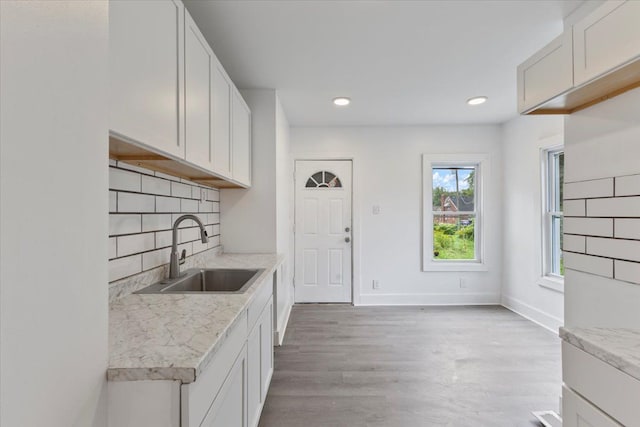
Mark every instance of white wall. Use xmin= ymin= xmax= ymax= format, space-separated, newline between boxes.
xmin=563 ymin=87 xmax=640 ymax=328
xmin=222 ymin=89 xmax=277 ymax=253
xmin=275 ymin=97 xmax=294 ymax=326
xmin=291 ymin=126 xmax=503 ymax=305
xmin=500 ymin=115 xmax=565 ymax=332
xmin=0 ymin=2 xmax=109 ymax=426
xmin=222 ymin=89 xmax=294 ymax=340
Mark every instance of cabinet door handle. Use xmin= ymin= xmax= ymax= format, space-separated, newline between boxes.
xmin=345 ymin=237 xmax=351 ymax=243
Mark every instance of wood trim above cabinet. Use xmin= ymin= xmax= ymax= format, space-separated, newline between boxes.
xmin=109 ymin=132 xmax=249 ymax=189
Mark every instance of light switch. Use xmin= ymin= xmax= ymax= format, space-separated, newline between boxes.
xmin=372 ymin=205 xmax=381 ymax=215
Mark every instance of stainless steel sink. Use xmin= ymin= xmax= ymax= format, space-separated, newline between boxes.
xmin=134 ymin=268 xmax=264 ymax=294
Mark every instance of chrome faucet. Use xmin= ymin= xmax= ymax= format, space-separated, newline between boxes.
xmin=169 ymin=215 xmax=209 ymax=279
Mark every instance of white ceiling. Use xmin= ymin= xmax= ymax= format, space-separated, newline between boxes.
xmin=184 ymin=0 xmax=583 ymax=127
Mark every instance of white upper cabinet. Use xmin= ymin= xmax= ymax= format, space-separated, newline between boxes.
xmin=184 ymin=10 xmax=214 ymax=170
xmin=212 ymin=62 xmax=233 ymax=179
xmin=517 ymin=32 xmax=573 ymax=113
xmin=232 ymin=89 xmax=252 ymax=186
xmin=109 ymin=0 xmax=185 ymax=158
xmin=573 ymin=0 xmax=640 ymax=86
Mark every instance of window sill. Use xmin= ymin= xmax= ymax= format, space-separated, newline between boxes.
xmin=423 ymin=262 xmax=488 ymax=272
xmin=538 ymin=275 xmax=564 ymax=293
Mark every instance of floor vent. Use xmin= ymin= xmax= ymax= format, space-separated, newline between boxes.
xmin=532 ymin=411 xmax=562 ymax=427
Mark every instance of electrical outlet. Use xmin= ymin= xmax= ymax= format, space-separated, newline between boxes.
xmin=459 ymin=278 xmax=467 ymax=288
xmin=373 ymin=280 xmax=380 ymax=290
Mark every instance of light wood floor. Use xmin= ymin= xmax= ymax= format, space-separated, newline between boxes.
xmin=259 ymin=305 xmax=560 ymax=427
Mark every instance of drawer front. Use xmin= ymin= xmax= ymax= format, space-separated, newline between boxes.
xmin=563 ymin=341 xmax=640 ymax=427
xmin=563 ymin=385 xmax=622 ymax=427
xmin=182 ymin=311 xmax=248 ymax=427
xmin=573 ymin=0 xmax=640 ymax=85
xmin=247 ymin=275 xmax=273 ymax=333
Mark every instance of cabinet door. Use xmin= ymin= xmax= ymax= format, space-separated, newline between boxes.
xmin=201 ymin=345 xmax=248 ymax=427
xmin=184 ymin=10 xmax=213 ymax=171
xmin=247 ymin=316 xmax=262 ymax=427
xmin=247 ymin=298 xmax=274 ymax=427
xmin=573 ymin=0 xmax=640 ymax=85
xmin=516 ymin=31 xmax=573 ymax=113
xmin=260 ymin=300 xmax=274 ymax=401
xmin=232 ymin=90 xmax=252 ymax=186
xmin=109 ymin=0 xmax=185 ymax=158
xmin=212 ymin=62 xmax=232 ymax=178
xmin=562 ymin=386 xmax=622 ymax=427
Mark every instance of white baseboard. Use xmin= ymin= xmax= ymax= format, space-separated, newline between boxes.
xmin=501 ymin=295 xmax=563 ymax=334
xmin=274 ymin=295 xmax=293 ymax=346
xmin=357 ymin=292 xmax=500 ymax=306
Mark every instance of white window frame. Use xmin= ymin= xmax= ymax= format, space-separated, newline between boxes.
xmin=539 ymin=141 xmax=564 ymax=292
xmin=422 ymin=154 xmax=488 ymax=272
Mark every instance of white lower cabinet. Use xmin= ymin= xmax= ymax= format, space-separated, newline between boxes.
xmin=201 ymin=345 xmax=248 ymax=427
xmin=248 ymin=298 xmax=274 ymax=427
xmin=562 ymin=386 xmax=622 ymax=427
xmin=109 ymin=278 xmax=274 ymax=427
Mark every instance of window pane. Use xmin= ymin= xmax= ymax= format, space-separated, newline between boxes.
xmin=558 ymin=152 xmax=564 ymax=212
xmin=433 ymin=214 xmax=475 ymax=260
xmin=551 ymin=214 xmax=563 ymax=275
xmin=432 ymin=167 xmax=475 ymax=212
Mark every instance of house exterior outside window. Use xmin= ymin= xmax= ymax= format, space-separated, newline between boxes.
xmin=423 ymin=154 xmax=489 ymax=272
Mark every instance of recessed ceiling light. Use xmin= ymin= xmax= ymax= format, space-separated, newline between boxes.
xmin=467 ymin=96 xmax=488 ymax=106
xmin=333 ymin=97 xmax=351 ymax=106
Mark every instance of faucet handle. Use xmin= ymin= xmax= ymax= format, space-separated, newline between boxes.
xmin=179 ymin=249 xmax=186 ymax=265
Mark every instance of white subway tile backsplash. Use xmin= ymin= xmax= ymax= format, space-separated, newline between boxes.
xmin=156 ymin=196 xmax=180 ymax=213
xmin=207 ymin=189 xmax=219 ymax=202
xmin=586 ymin=237 xmax=640 ymax=263
xmin=171 ymin=182 xmax=192 ymax=198
xmin=109 ymin=191 xmax=117 ymax=212
xmin=142 ymin=175 xmax=171 ymax=196
xmin=565 ymin=178 xmax=613 ymax=199
xmin=109 ymin=237 xmax=117 ymax=259
xmin=142 ymin=248 xmax=171 ymax=271
xmin=181 ymin=199 xmax=199 ymax=213
xmin=564 ymin=217 xmax=613 ymax=237
xmin=615 ymin=174 xmax=640 ymax=197
xmin=614 ymin=260 xmax=640 ymax=285
xmin=615 ymin=219 xmax=640 ymax=240
xmin=208 ymin=213 xmax=220 ymax=225
xmin=192 ymin=239 xmax=209 ymax=254
xmin=155 ymin=230 xmax=172 ymax=248
xmin=154 ymin=171 xmax=181 ymax=182
xmin=118 ymin=193 xmax=155 ymax=213
xmin=109 ymin=214 xmax=141 ymax=236
xmin=117 ymin=233 xmax=155 ymax=257
xmin=199 ymin=201 xmax=213 ymax=212
xmin=564 ymin=252 xmax=613 ymax=278
xmin=587 ymin=196 xmax=640 ymax=218
xmin=172 ymin=213 xmax=207 ymax=228
xmin=108 ymin=163 xmax=220 ymax=283
xmin=142 ymin=214 xmax=172 ymax=233
xmin=564 ymin=234 xmax=586 ymax=253
xmin=212 ymin=224 xmax=220 ymax=236
xmin=109 ymin=254 xmax=142 ymax=282
xmin=564 ymin=199 xmax=586 ymax=217
xmin=192 ymin=186 xmax=206 ymax=201
xmin=180 ymin=227 xmax=199 ymax=243
xmin=109 ymin=167 xmax=141 ymax=192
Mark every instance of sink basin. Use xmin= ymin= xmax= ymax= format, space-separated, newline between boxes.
xmin=135 ymin=268 xmax=264 ymax=294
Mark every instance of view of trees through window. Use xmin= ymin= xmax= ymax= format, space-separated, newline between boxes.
xmin=432 ymin=167 xmax=477 ymax=260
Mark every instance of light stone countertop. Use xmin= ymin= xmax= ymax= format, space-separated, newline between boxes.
xmin=108 ymin=253 xmax=284 ymax=383
xmin=560 ymin=327 xmax=640 ymax=382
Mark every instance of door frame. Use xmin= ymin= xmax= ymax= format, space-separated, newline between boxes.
xmin=293 ymin=156 xmax=359 ymax=305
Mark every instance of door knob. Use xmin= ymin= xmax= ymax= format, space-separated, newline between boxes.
xmin=345 ymin=237 xmax=351 ymax=243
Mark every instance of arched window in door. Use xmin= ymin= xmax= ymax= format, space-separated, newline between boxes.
xmin=305 ymin=171 xmax=342 ymax=188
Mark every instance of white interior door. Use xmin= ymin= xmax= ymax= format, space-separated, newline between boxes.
xmin=294 ymin=160 xmax=352 ymax=303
